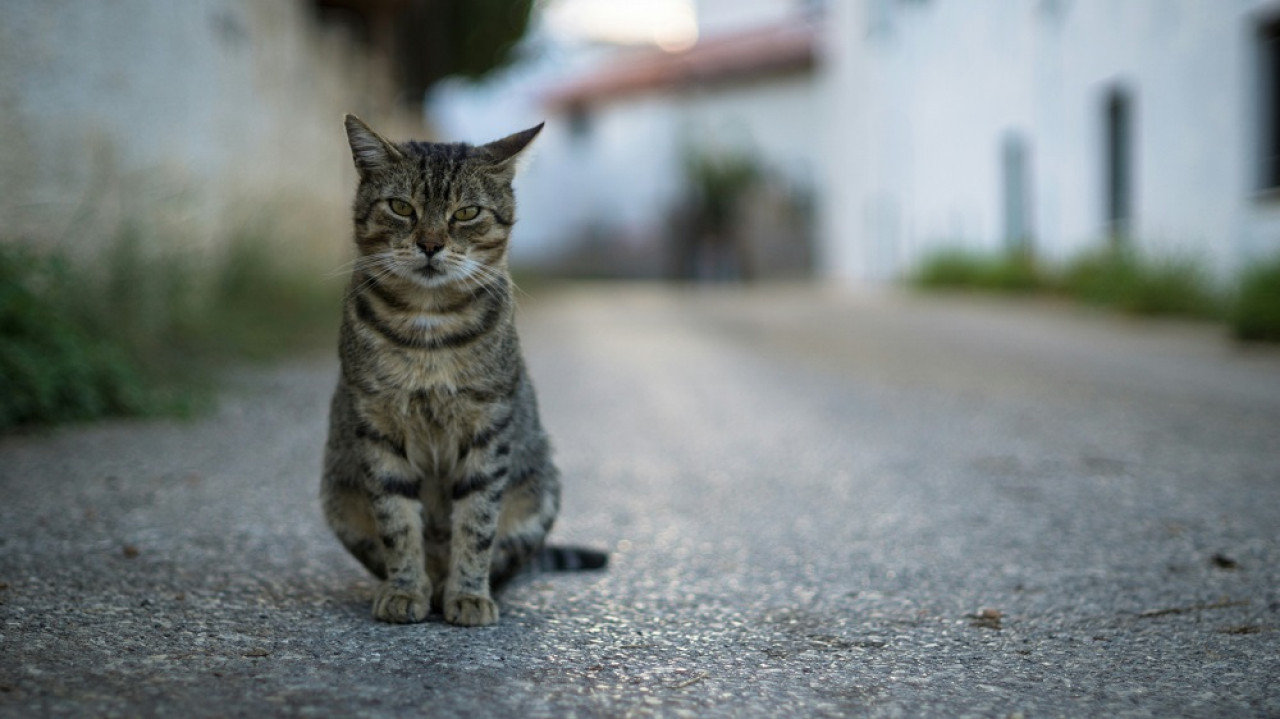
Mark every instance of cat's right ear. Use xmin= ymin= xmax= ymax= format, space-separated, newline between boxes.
xmin=344 ymin=114 xmax=402 ymax=177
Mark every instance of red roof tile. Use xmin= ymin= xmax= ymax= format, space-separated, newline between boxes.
xmin=544 ymin=21 xmax=817 ymax=109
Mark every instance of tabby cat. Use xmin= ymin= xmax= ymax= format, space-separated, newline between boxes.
xmin=322 ymin=115 xmax=604 ymax=626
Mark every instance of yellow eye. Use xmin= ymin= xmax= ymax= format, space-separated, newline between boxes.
xmin=388 ymin=199 xmax=414 ymax=217
xmin=453 ymin=206 xmax=480 ymax=222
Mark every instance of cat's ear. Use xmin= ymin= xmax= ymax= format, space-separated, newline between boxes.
xmin=344 ymin=114 xmax=402 ymax=177
xmin=479 ymin=122 xmax=544 ymax=175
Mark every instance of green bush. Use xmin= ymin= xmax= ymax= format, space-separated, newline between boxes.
xmin=0 ymin=228 xmax=341 ymax=431
xmin=195 ymin=231 xmax=341 ymax=360
xmin=1057 ymin=248 xmax=1220 ymax=318
xmin=912 ymin=244 xmax=1234 ymax=323
xmin=912 ymin=248 xmax=1043 ymax=293
xmin=0 ymin=244 xmax=160 ymax=427
xmin=1232 ymin=255 xmax=1280 ymax=342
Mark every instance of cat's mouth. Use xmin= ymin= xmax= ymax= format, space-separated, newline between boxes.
xmin=414 ymin=260 xmax=452 ymax=284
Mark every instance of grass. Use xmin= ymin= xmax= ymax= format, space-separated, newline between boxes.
xmin=186 ymin=230 xmax=342 ymax=361
xmin=912 ymin=244 xmax=1280 ymax=340
xmin=0 ymin=227 xmax=342 ymax=431
xmin=1056 ymin=248 xmax=1220 ymax=318
xmin=912 ymin=248 xmax=1043 ymax=293
xmin=0 ymin=244 xmax=164 ymax=427
xmin=1232 ymin=254 xmax=1280 ymax=342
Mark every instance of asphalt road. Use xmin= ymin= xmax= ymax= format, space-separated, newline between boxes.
xmin=2 ymin=283 xmax=1278 ymax=718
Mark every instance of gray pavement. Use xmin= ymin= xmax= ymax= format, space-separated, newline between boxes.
xmin=1 ymin=283 xmax=1278 ymax=718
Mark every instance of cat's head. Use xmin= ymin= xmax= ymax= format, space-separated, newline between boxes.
xmin=343 ymin=115 xmax=541 ymax=289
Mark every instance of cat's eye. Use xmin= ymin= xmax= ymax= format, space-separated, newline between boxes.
xmin=453 ymin=206 xmax=481 ymax=222
xmin=388 ymin=199 xmax=414 ymax=217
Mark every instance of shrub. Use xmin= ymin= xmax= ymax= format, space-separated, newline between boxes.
xmin=1232 ymin=255 xmax=1280 ymax=342
xmin=912 ymin=248 xmax=1043 ymax=293
xmin=0 ymin=244 xmax=160 ymax=427
xmin=0 ymin=226 xmax=341 ymax=431
xmin=188 ymin=230 xmax=341 ymax=360
xmin=912 ymin=244 xmax=1231 ymax=323
xmin=1058 ymin=248 xmax=1220 ymax=318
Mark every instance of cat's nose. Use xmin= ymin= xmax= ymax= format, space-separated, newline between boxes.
xmin=417 ymin=238 xmax=444 ymax=257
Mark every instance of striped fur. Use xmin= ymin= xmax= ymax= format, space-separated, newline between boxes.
xmin=322 ymin=115 xmax=601 ymax=627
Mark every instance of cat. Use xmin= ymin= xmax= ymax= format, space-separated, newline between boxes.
xmin=322 ymin=115 xmax=605 ymax=626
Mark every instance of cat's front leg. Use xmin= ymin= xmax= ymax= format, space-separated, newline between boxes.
xmin=368 ymin=488 xmax=431 ymax=624
xmin=443 ymin=443 xmax=510 ymax=626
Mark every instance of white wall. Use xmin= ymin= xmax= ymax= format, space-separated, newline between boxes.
xmin=511 ymin=74 xmax=821 ymax=268
xmin=697 ymin=0 xmax=809 ymax=36
xmin=0 ymin=0 xmax=406 ymax=262
xmin=428 ymin=0 xmax=821 ymax=269
xmin=521 ymin=93 xmax=684 ymax=261
xmin=822 ymin=0 xmax=1280 ymax=282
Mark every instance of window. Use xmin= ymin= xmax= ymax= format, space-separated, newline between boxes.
xmin=1258 ymin=17 xmax=1280 ymax=192
xmin=1001 ymin=132 xmax=1033 ymax=251
xmin=567 ymin=103 xmax=592 ymax=143
xmin=1103 ymin=85 xmax=1134 ymax=240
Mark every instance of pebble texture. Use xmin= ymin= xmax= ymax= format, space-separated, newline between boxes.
xmin=1 ymin=284 xmax=1278 ymax=718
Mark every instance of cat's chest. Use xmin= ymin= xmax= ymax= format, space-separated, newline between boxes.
xmin=374 ymin=343 xmax=473 ymax=393
xmin=400 ymin=387 xmax=481 ymax=471
xmin=370 ymin=350 xmax=486 ymax=436
xmin=354 ymin=382 xmax=487 ymax=477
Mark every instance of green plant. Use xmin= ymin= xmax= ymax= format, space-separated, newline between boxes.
xmin=911 ymin=243 xmax=1230 ymax=323
xmin=0 ymin=222 xmax=342 ymax=431
xmin=1058 ymin=248 xmax=1220 ymax=318
xmin=1232 ymin=255 xmax=1280 ymax=341
xmin=684 ymin=150 xmax=763 ymax=234
xmin=912 ymin=248 xmax=1043 ymax=292
xmin=195 ymin=230 xmax=341 ymax=360
xmin=0 ymin=243 xmax=166 ymax=427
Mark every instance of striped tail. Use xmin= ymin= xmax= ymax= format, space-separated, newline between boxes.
xmin=535 ymin=545 xmax=609 ymax=572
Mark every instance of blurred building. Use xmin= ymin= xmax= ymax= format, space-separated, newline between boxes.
xmin=432 ymin=0 xmax=1280 ymax=284
xmin=429 ymin=0 xmax=821 ymax=279
xmin=823 ymin=0 xmax=1280 ymax=282
xmin=0 ymin=0 xmax=421 ymax=261
xmin=22 ymin=0 xmax=1263 ymax=282
xmin=536 ymin=19 xmax=819 ymax=278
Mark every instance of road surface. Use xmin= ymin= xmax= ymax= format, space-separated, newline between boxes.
xmin=2 ymin=283 xmax=1278 ymax=717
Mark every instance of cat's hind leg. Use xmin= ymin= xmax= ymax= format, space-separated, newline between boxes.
xmin=322 ymin=486 xmax=388 ymax=580
xmin=323 ymin=434 xmax=432 ymax=623
xmin=489 ymin=463 xmax=561 ymax=587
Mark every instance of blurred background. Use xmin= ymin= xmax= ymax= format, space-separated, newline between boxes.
xmin=3 ymin=0 xmax=1280 ymax=429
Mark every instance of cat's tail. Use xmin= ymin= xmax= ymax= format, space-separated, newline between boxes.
xmin=535 ymin=545 xmax=609 ymax=572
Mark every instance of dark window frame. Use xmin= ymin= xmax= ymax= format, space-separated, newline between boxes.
xmin=1257 ymin=16 xmax=1280 ymax=194
xmin=1102 ymin=84 xmax=1135 ymax=241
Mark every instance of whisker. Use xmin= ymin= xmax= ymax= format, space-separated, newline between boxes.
xmin=351 ymin=266 xmax=396 ymax=296
xmin=323 ymin=259 xmax=361 ymax=279
xmin=506 ymin=273 xmax=530 ymax=301
xmin=460 ymin=262 xmax=509 ymax=304
xmin=345 ymin=256 xmax=400 ymax=299
xmin=323 ymin=254 xmax=384 ymax=280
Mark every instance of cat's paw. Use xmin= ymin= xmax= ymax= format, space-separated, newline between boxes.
xmin=444 ymin=594 xmax=499 ymax=627
xmin=372 ymin=579 xmax=431 ymax=624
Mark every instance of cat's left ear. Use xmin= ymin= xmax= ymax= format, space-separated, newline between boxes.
xmin=344 ymin=114 xmax=403 ymax=177
xmin=479 ymin=122 xmax=544 ymax=176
